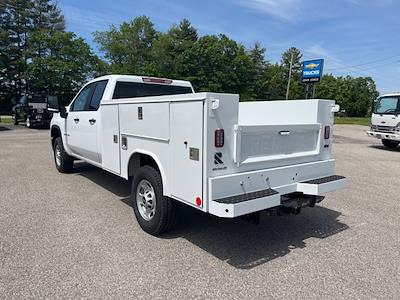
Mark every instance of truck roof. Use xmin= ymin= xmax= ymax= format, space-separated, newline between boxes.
xmin=91 ymin=74 xmax=194 ymax=89
xmin=379 ymin=93 xmax=400 ymax=98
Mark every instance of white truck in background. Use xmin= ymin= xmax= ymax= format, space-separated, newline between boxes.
xmin=49 ymin=75 xmax=346 ymax=235
xmin=367 ymin=93 xmax=400 ymax=149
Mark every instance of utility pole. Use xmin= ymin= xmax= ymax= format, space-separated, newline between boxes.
xmin=285 ymin=51 xmax=294 ymax=100
xmin=312 ymin=83 xmax=316 ymax=99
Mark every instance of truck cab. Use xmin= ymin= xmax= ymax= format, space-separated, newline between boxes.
xmin=50 ymin=75 xmax=194 ymax=165
xmin=367 ymin=93 xmax=400 ymax=149
xmin=50 ymin=75 xmax=346 ymax=236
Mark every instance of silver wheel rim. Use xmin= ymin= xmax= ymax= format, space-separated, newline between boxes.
xmin=136 ymin=179 xmax=156 ymax=221
xmin=55 ymin=144 xmax=62 ymax=167
xmin=26 ymin=118 xmax=30 ymax=127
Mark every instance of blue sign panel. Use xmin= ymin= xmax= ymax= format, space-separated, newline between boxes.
xmin=302 ymin=59 xmax=324 ymax=83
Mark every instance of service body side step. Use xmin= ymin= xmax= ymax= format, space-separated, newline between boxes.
xmin=297 ymin=175 xmax=346 ymax=195
xmin=209 ymin=188 xmax=280 ymax=218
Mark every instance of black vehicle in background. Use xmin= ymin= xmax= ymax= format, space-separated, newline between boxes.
xmin=12 ymin=95 xmax=55 ymax=128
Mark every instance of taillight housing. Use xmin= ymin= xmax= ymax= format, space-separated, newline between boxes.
xmin=324 ymin=126 xmax=330 ymax=139
xmin=214 ymin=129 xmax=224 ymax=147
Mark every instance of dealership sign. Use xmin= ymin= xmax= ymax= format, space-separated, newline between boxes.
xmin=301 ymin=59 xmax=324 ymax=83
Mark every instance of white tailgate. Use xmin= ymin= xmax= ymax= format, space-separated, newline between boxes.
xmin=170 ymin=101 xmax=203 ymax=206
xmin=234 ymin=124 xmax=321 ymax=166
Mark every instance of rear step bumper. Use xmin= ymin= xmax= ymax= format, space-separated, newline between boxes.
xmin=208 ymin=159 xmax=346 ymax=218
xmin=211 ymin=188 xmax=281 ymax=218
xmin=297 ymin=175 xmax=346 ymax=195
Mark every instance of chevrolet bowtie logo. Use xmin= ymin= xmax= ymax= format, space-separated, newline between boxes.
xmin=305 ymin=63 xmax=319 ymax=69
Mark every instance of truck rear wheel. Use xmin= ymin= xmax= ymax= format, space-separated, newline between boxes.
xmin=53 ymin=137 xmax=74 ymax=173
xmin=382 ymin=139 xmax=399 ymax=149
xmin=131 ymin=166 xmax=176 ymax=235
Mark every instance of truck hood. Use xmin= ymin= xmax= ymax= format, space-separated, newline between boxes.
xmin=371 ymin=113 xmax=400 ymax=127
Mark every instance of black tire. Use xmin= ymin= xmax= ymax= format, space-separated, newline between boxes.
xmin=131 ymin=166 xmax=176 ymax=235
xmin=13 ymin=114 xmax=19 ymax=125
xmin=382 ymin=139 xmax=399 ymax=149
xmin=53 ymin=137 xmax=74 ymax=173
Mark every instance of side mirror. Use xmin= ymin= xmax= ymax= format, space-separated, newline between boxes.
xmin=46 ymin=95 xmax=68 ymax=118
xmin=47 ymin=95 xmax=60 ymax=112
xmin=59 ymin=106 xmax=68 ymax=119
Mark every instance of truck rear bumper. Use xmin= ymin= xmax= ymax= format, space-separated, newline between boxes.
xmin=367 ymin=130 xmax=400 ymax=141
xmin=208 ymin=159 xmax=346 ymax=218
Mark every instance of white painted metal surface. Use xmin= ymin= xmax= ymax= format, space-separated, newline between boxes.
xmin=119 ymin=102 xmax=170 ymax=142
xmin=51 ymin=75 xmax=346 ymax=219
xmin=101 ymin=105 xmax=120 ymax=174
xmin=297 ymin=177 xmax=347 ymax=195
xmin=170 ymin=101 xmax=204 ymax=206
xmin=233 ymin=124 xmax=321 ymax=166
xmin=66 ymin=110 xmax=100 ymax=163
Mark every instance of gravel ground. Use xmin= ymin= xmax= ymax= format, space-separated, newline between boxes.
xmin=0 ymin=124 xmax=399 ymax=299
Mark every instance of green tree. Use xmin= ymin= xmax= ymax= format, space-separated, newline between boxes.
xmin=184 ymin=34 xmax=254 ymax=98
xmin=0 ymin=0 xmax=76 ymax=113
xmin=316 ymin=75 xmax=379 ymax=117
xmin=0 ymin=0 xmax=32 ymax=100
xmin=281 ymin=47 xmax=303 ymax=99
xmin=169 ymin=18 xmax=198 ymax=42
xmin=147 ymin=19 xmax=198 ymax=79
xmin=262 ymin=63 xmax=287 ymax=100
xmin=248 ymin=42 xmax=268 ymax=99
xmin=27 ymin=31 xmax=106 ymax=104
xmin=93 ymin=16 xmax=157 ymax=74
xmin=31 ymin=0 xmax=65 ymax=31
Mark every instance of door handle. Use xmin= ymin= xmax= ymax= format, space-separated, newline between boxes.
xmin=89 ymin=118 xmax=96 ymax=125
xmin=74 ymin=118 xmax=79 ymax=123
xmin=279 ymin=130 xmax=291 ymax=136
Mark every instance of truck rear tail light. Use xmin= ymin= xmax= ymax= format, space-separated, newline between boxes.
xmin=324 ymin=126 xmax=330 ymax=139
xmin=142 ymin=77 xmax=173 ymax=84
xmin=214 ymin=129 xmax=224 ymax=147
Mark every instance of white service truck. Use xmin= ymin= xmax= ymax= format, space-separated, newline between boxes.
xmin=367 ymin=93 xmax=400 ymax=149
xmin=50 ymin=75 xmax=346 ymax=235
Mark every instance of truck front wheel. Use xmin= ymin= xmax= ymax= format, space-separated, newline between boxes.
xmin=131 ymin=166 xmax=176 ymax=235
xmin=13 ymin=114 xmax=19 ymax=125
xmin=382 ymin=139 xmax=399 ymax=149
xmin=53 ymin=137 xmax=74 ymax=173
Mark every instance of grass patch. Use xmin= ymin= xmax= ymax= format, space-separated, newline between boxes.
xmin=334 ymin=117 xmax=370 ymax=126
xmin=0 ymin=117 xmax=13 ymax=124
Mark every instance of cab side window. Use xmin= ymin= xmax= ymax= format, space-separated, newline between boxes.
xmin=71 ymin=84 xmax=94 ymax=111
xmin=71 ymin=81 xmax=108 ymax=112
xmin=88 ymin=80 xmax=108 ymax=111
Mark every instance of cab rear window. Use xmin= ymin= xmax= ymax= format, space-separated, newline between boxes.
xmin=112 ymin=81 xmax=193 ymax=99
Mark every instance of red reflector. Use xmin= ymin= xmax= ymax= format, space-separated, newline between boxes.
xmin=142 ymin=77 xmax=173 ymax=84
xmin=324 ymin=126 xmax=330 ymax=139
xmin=196 ymin=197 xmax=202 ymax=207
xmin=214 ymin=129 xmax=224 ymax=147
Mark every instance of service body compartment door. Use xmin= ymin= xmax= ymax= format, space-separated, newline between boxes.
xmin=170 ymin=101 xmax=203 ymax=206
xmin=101 ymin=104 xmax=121 ymax=174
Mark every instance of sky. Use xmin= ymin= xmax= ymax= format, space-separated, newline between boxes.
xmin=59 ymin=0 xmax=400 ymax=94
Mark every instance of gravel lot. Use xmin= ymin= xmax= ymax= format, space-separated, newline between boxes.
xmin=0 ymin=124 xmax=399 ymax=299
